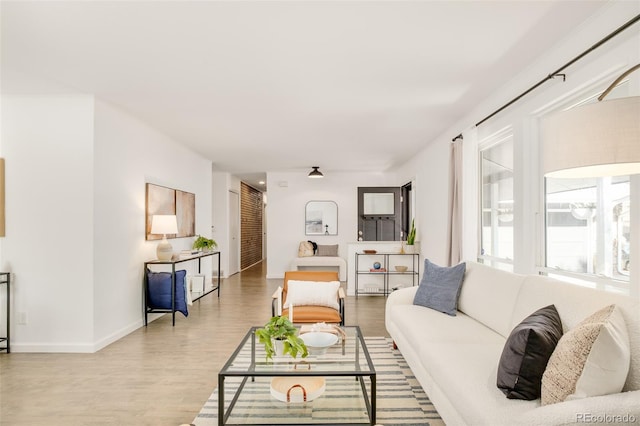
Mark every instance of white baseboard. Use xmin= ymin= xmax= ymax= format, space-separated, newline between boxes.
xmin=266 ymin=273 xmax=284 ymax=279
xmin=92 ymin=319 xmax=143 ymax=352
xmin=211 ymin=270 xmax=229 ymax=279
xmin=10 ymin=342 xmax=97 ymax=353
xmin=10 ymin=318 xmax=149 ymax=353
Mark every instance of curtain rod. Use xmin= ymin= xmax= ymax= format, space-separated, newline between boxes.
xmin=451 ymin=13 xmax=640 ymax=141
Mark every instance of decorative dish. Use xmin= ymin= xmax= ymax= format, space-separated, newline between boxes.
xmin=300 ymin=331 xmax=339 ymax=355
xmin=270 ymin=376 xmax=326 ymax=403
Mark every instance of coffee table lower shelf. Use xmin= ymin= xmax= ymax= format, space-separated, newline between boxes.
xmin=219 ymin=374 xmax=376 ymax=425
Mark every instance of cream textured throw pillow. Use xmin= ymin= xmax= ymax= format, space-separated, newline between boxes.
xmin=297 ymin=241 xmax=314 ymax=257
xmin=286 ymin=280 xmax=340 ymax=311
xmin=541 ymin=304 xmax=630 ymax=405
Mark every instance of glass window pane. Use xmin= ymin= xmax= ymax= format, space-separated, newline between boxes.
xmin=363 ymin=193 xmax=394 ymax=215
xmin=615 ymin=199 xmax=630 ymax=278
xmin=545 ymin=176 xmax=630 ymax=280
xmin=480 ymin=139 xmax=514 ymax=260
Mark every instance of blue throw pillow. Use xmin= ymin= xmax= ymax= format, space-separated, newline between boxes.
xmin=413 ymin=259 xmax=466 ymax=316
xmin=147 ymin=269 xmax=188 ymax=317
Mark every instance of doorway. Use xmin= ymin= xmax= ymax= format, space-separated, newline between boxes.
xmin=240 ymin=182 xmax=263 ymax=269
xmin=228 ymin=190 xmax=240 ymax=275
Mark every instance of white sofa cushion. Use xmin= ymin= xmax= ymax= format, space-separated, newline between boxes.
xmin=513 ymin=275 xmax=640 ymax=392
xmin=388 ymin=303 xmax=505 ymax=345
xmin=518 ymin=390 xmax=640 ymax=426
xmin=458 ymin=262 xmax=526 ymax=338
xmin=419 ymin=341 xmax=540 ymax=426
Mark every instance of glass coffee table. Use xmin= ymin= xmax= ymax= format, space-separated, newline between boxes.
xmin=218 ymin=326 xmax=376 ymax=425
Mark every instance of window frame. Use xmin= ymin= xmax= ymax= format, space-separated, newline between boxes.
xmin=477 ymin=128 xmax=515 ymax=271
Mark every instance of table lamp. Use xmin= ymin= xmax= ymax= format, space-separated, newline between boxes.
xmin=150 ymin=214 xmax=178 ymax=260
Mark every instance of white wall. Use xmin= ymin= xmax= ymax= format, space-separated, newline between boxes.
xmin=93 ymin=100 xmax=212 ymax=349
xmin=395 ymin=141 xmax=452 ymax=266
xmin=212 ymin=172 xmax=242 ymax=278
xmin=212 ymin=171 xmax=231 ymax=278
xmin=2 ymin=94 xmax=95 ymax=351
xmin=266 ymin=170 xmax=395 ymax=279
xmin=0 ymin=95 xmax=212 ymax=352
xmin=392 ymin=0 xmax=640 ymax=290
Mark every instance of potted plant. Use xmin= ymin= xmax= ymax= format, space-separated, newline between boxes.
xmin=255 ymin=316 xmax=308 ymax=361
xmin=192 ymin=235 xmax=217 ymax=252
xmin=406 ymin=219 xmax=417 ymax=253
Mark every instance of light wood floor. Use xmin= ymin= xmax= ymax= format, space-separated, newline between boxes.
xmin=0 ymin=261 xmax=388 ymax=426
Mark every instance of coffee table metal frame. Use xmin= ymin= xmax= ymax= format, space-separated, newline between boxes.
xmin=218 ymin=325 xmax=376 ymax=426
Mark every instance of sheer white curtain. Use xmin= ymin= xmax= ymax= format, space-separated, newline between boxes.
xmin=447 ymin=138 xmax=463 ymax=266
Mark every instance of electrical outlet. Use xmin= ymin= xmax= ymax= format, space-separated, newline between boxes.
xmin=17 ymin=312 xmax=27 ymax=325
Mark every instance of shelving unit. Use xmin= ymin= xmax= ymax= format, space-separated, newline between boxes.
xmin=0 ymin=272 xmax=9 ymax=353
xmin=144 ymin=251 xmax=221 ymax=326
xmin=354 ymin=252 xmax=419 ymax=296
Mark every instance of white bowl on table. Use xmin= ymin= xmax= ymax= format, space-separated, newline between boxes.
xmin=300 ymin=331 xmax=338 ymax=355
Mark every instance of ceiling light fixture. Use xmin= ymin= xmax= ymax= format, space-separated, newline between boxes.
xmin=541 ymin=64 xmax=640 ymax=178
xmin=308 ymin=166 xmax=324 ymax=179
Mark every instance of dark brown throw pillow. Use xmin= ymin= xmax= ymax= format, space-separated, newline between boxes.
xmin=497 ymin=304 xmax=563 ymax=400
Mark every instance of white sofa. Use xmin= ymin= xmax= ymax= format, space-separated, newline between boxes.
xmin=386 ymin=262 xmax=640 ymax=426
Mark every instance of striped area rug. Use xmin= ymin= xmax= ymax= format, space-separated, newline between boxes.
xmin=193 ymin=337 xmax=444 ymax=426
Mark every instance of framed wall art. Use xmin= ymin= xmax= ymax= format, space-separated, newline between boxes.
xmin=145 ymin=183 xmax=196 ymax=240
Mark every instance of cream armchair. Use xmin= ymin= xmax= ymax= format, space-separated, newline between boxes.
xmin=272 ymin=271 xmax=345 ymax=325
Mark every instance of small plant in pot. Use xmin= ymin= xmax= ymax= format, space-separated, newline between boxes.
xmin=192 ymin=235 xmax=217 ymax=252
xmin=255 ymin=316 xmax=308 ymax=361
xmin=405 ymin=219 xmax=417 ymax=253
xmin=407 ymin=219 xmax=416 ymax=246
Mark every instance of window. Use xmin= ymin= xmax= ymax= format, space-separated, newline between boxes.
xmin=479 ymin=135 xmax=514 ymax=269
xmin=541 ymin=80 xmax=634 ymax=294
xmin=545 ymin=176 xmax=630 ymax=287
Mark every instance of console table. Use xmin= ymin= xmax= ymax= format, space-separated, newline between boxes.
xmin=0 ymin=272 xmax=9 ymax=353
xmin=144 ymin=251 xmax=220 ymax=326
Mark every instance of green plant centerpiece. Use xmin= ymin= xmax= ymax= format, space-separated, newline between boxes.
xmin=407 ymin=219 xmax=416 ymax=245
xmin=255 ymin=316 xmax=308 ymax=361
xmin=193 ymin=235 xmax=217 ymax=252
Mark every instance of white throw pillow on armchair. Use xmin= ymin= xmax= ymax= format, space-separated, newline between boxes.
xmin=286 ymin=280 xmax=340 ymax=311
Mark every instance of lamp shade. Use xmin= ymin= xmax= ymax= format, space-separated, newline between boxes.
xmin=150 ymin=214 xmax=178 ymax=235
xmin=541 ymin=96 xmax=640 ymax=178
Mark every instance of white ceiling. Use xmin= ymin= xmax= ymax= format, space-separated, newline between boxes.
xmin=1 ymin=1 xmax=609 ymax=189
